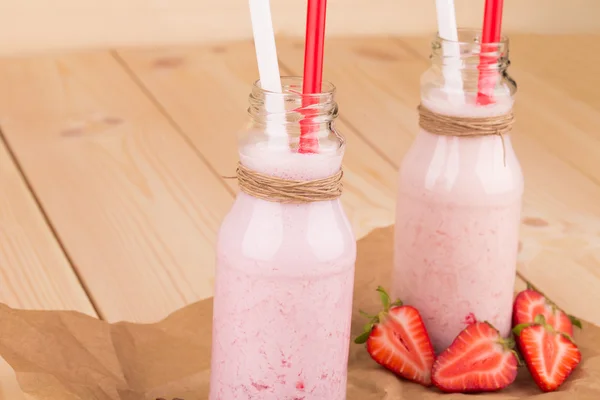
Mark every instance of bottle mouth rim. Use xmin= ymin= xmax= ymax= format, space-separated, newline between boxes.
xmin=252 ymin=76 xmax=337 ymax=99
xmin=435 ymin=27 xmax=509 ymax=46
xmin=248 ymin=75 xmax=339 ymax=126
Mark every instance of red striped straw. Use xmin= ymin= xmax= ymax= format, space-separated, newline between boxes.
xmin=476 ymin=0 xmax=504 ymax=105
xmin=298 ymin=0 xmax=327 ymax=154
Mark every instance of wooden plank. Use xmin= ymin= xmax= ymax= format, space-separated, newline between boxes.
xmin=277 ymin=36 xmax=600 ymax=325
xmin=1 ymin=0 xmax=600 ymax=56
xmin=117 ymin=42 xmax=397 ymax=240
xmin=0 ymin=53 xmax=233 ymax=323
xmin=511 ymin=35 xmax=600 ymax=111
xmin=0 ymin=138 xmax=96 ymax=316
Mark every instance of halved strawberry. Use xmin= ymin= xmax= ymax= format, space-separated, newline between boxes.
xmin=354 ymin=286 xmax=435 ymax=386
xmin=513 ymin=288 xmax=581 ymax=336
xmin=514 ymin=315 xmax=582 ymax=392
xmin=431 ymin=322 xmax=518 ymax=393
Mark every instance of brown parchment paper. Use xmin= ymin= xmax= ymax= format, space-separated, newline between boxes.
xmin=1 ymin=226 xmax=599 ymax=400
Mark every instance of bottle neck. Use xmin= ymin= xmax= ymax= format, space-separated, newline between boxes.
xmin=432 ymin=30 xmax=510 ymax=71
xmin=248 ymin=77 xmax=338 ymax=128
xmin=246 ymin=77 xmax=342 ymax=153
xmin=426 ymin=28 xmax=516 ymax=105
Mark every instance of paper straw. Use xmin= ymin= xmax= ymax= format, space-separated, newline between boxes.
xmin=248 ymin=0 xmax=287 ymax=142
xmin=477 ymin=0 xmax=504 ymax=105
xmin=298 ymin=0 xmax=328 ymax=154
xmin=302 ymin=0 xmax=327 ymax=95
xmin=435 ymin=0 xmax=464 ymax=104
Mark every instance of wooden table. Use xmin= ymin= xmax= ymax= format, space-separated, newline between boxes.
xmin=1 ymin=35 xmax=599 ymax=326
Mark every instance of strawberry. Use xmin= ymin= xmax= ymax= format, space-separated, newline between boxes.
xmin=431 ymin=322 xmax=518 ymax=393
xmin=354 ymin=286 xmax=435 ymax=386
xmin=513 ymin=287 xmax=581 ymax=336
xmin=514 ymin=314 xmax=582 ymax=392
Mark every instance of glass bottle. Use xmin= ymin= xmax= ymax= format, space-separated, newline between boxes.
xmin=210 ymin=77 xmax=356 ymax=399
xmin=392 ymin=29 xmax=523 ymax=352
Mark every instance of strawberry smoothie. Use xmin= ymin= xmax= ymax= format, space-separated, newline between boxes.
xmin=210 ymin=142 xmax=356 ymax=399
xmin=392 ymin=92 xmax=523 ymax=353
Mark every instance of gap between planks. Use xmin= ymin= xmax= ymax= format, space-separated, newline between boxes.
xmin=111 ymin=50 xmax=236 ymax=199
xmin=0 ymin=129 xmax=98 ymax=317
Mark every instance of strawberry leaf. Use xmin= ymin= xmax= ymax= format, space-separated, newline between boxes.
xmin=390 ymin=299 xmax=403 ymax=308
xmin=569 ymin=315 xmax=583 ymax=330
xmin=512 ymin=323 xmax=531 ymax=336
xmin=354 ymin=331 xmax=371 ymax=344
xmin=511 ymin=349 xmax=524 ymax=366
xmin=363 ymin=322 xmax=374 ymax=332
xmin=359 ymin=310 xmax=375 ymax=320
xmin=504 ymin=336 xmax=516 ymax=349
xmin=561 ymin=332 xmax=576 ymax=343
xmin=376 ymin=286 xmax=390 ymax=310
xmin=483 ymin=321 xmax=498 ymax=332
xmin=534 ymin=314 xmax=547 ymax=325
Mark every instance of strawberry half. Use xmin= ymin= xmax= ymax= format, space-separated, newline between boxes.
xmin=354 ymin=286 xmax=435 ymax=386
xmin=513 ymin=288 xmax=581 ymax=336
xmin=514 ymin=314 xmax=582 ymax=392
xmin=431 ymin=322 xmax=518 ymax=393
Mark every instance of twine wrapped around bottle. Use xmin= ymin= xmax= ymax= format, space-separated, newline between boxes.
xmin=417 ymin=104 xmax=515 ymax=165
xmin=231 ymin=162 xmax=343 ymax=203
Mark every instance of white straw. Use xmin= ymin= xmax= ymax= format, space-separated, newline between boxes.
xmin=248 ymin=0 xmax=287 ymax=143
xmin=435 ymin=0 xmax=464 ymax=104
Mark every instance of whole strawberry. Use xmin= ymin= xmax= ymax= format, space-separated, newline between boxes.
xmin=354 ymin=286 xmax=435 ymax=386
xmin=431 ymin=322 xmax=518 ymax=393
xmin=513 ymin=286 xmax=581 ymax=336
xmin=514 ymin=314 xmax=582 ymax=392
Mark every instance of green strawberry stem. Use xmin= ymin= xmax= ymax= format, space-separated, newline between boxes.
xmin=500 ymin=336 xmax=523 ymax=366
xmin=569 ymin=315 xmax=584 ymax=330
xmin=516 ymin=271 xmax=582 ymax=330
xmin=354 ymin=286 xmax=403 ymax=345
xmin=513 ymin=314 xmax=577 ymax=344
xmin=513 ymin=322 xmax=531 ymax=336
xmin=376 ymin=286 xmax=390 ymax=310
xmin=354 ymin=330 xmax=371 ymax=344
xmin=359 ymin=310 xmax=376 ymax=319
xmin=513 ymin=313 xmax=551 ymax=336
xmin=484 ymin=321 xmax=524 ymax=366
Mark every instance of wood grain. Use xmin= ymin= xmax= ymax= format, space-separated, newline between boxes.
xmin=117 ymin=42 xmax=397 ymax=240
xmin=1 ymin=0 xmax=599 ymax=56
xmin=511 ymin=35 xmax=600 ymax=112
xmin=275 ymin=36 xmax=600 ymax=325
xmin=0 ymin=138 xmax=95 ymax=315
xmin=0 ymin=53 xmax=233 ymax=322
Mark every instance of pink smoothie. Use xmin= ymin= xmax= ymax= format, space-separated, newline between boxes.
xmin=210 ymin=143 xmax=356 ymax=399
xmin=392 ymin=95 xmax=523 ymax=352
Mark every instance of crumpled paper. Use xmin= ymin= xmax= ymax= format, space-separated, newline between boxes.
xmin=1 ymin=226 xmax=599 ymax=399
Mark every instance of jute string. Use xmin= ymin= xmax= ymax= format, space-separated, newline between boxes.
xmin=417 ymin=104 xmax=515 ymax=165
xmin=229 ymin=162 xmax=343 ymax=203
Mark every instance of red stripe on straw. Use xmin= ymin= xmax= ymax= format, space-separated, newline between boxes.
xmin=477 ymin=0 xmax=504 ymax=105
xmin=298 ymin=0 xmax=327 ymax=154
